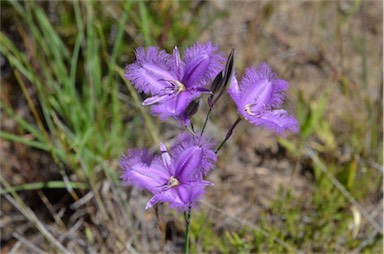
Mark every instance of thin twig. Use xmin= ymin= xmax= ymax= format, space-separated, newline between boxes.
xmin=368 ymin=160 xmax=384 ymax=173
xmin=12 ymin=232 xmax=44 ymax=253
xmin=351 ymin=229 xmax=381 ymax=254
xmin=70 ymin=191 xmax=94 ymax=209
xmin=58 ymin=218 xmax=83 ymax=242
xmin=1 ymin=175 xmax=70 ymax=254
xmin=8 ymin=240 xmax=22 ymax=254
xmin=37 ymin=190 xmax=66 ymax=229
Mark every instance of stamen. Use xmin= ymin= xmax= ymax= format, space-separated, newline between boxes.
xmin=244 ymin=96 xmax=260 ymax=116
xmin=244 ymin=104 xmax=255 ymax=116
xmin=143 ymin=80 xmax=187 ymax=106
xmin=158 ymin=79 xmax=186 ymax=94
xmin=163 ymin=176 xmax=180 ymax=190
xmin=172 ymin=80 xmax=186 ymax=93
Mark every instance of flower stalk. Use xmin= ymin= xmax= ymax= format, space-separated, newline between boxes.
xmin=200 ymin=107 xmax=212 ymax=136
xmin=184 ymin=208 xmax=192 ymax=254
xmin=215 ymin=116 xmax=242 ymax=154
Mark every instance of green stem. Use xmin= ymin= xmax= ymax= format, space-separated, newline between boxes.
xmin=215 ymin=116 xmax=242 ymax=154
xmin=184 ymin=208 xmax=192 ymax=254
xmin=200 ymin=107 xmax=212 ymax=136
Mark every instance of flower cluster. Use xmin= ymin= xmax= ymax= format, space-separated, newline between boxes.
xmin=121 ymin=42 xmax=299 ymax=212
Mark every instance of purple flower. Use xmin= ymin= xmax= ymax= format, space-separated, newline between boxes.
xmin=228 ymin=63 xmax=299 ymax=135
xmin=120 ymin=132 xmax=217 ymax=212
xmin=125 ymin=42 xmax=224 ymax=125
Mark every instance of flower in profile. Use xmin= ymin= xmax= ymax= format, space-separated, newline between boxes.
xmin=119 ymin=132 xmax=216 ymax=212
xmin=125 ymin=42 xmax=224 ymax=125
xmin=228 ymin=63 xmax=299 ymax=135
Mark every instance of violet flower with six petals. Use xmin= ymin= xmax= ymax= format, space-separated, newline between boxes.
xmin=119 ymin=132 xmax=216 ymax=212
xmin=125 ymin=42 xmax=224 ymax=125
xmin=228 ymin=63 xmax=299 ymax=135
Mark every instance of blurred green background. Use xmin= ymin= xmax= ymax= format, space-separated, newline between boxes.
xmin=1 ymin=1 xmax=382 ymax=253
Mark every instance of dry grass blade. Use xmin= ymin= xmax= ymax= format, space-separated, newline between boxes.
xmin=12 ymin=232 xmax=44 ymax=253
xmin=8 ymin=239 xmax=23 ymax=254
xmin=57 ymin=218 xmax=83 ymax=242
xmin=116 ymin=66 xmax=161 ymax=145
xmin=1 ymin=175 xmax=70 ymax=254
xmin=351 ymin=229 xmax=382 ymax=254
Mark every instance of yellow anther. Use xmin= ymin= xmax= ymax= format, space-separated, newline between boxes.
xmin=174 ymin=80 xmax=186 ymax=93
xmin=245 ymin=104 xmax=255 ymax=116
xmin=165 ymin=176 xmax=180 ymax=189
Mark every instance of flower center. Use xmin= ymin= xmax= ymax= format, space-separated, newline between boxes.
xmin=244 ymin=104 xmax=255 ymax=116
xmin=142 ymin=80 xmax=186 ymax=106
xmin=170 ymin=80 xmax=186 ymax=94
xmin=164 ymin=176 xmax=180 ymax=190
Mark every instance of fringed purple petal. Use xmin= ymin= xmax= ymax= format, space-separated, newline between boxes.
xmin=119 ymin=149 xmax=170 ymax=193
xmin=142 ymin=92 xmax=176 ymax=106
xmin=151 ymin=91 xmax=200 ymax=121
xmin=239 ymin=64 xmax=289 ymax=110
xmin=145 ymin=183 xmax=208 ymax=212
xmin=160 ymin=143 xmax=175 ymax=176
xmin=171 ymin=46 xmax=185 ymax=80
xmin=125 ymin=47 xmax=177 ymax=94
xmin=249 ymin=109 xmax=299 ymax=136
xmin=170 ymin=183 xmax=210 ymax=212
xmin=173 ymin=146 xmax=203 ymax=182
xmin=171 ymin=132 xmax=217 ymax=176
xmin=145 ymin=192 xmax=169 ymax=210
xmin=182 ymin=42 xmax=225 ymax=89
xmin=144 ymin=184 xmax=210 ymax=212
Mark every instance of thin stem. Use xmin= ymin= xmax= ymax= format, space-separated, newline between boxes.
xmin=186 ymin=122 xmax=196 ymax=136
xmin=184 ymin=208 xmax=192 ymax=254
xmin=154 ymin=206 xmax=165 ymax=253
xmin=211 ymin=88 xmax=225 ymax=108
xmin=215 ymin=116 xmax=242 ymax=154
xmin=200 ymin=107 xmax=212 ymax=136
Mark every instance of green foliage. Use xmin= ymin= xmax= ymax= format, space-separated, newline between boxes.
xmin=187 ymin=185 xmax=381 ymax=253
xmin=1 ymin=0 xmax=220 ymax=180
xmin=279 ymin=89 xmax=331 ymax=156
xmin=189 ymin=212 xmax=227 ymax=253
xmin=2 ymin=1 xmax=130 ymax=180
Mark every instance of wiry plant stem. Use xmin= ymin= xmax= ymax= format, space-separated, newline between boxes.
xmin=184 ymin=207 xmax=192 ymax=254
xmin=200 ymin=108 xmax=212 ymax=136
xmin=215 ymin=116 xmax=242 ymax=154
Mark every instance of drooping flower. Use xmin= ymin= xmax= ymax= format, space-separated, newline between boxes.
xmin=119 ymin=132 xmax=216 ymax=212
xmin=125 ymin=42 xmax=224 ymax=125
xmin=228 ymin=63 xmax=299 ymax=135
